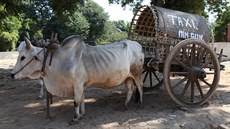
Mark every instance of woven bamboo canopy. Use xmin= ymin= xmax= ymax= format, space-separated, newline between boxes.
xmin=128 ymin=5 xmax=211 ymax=59
xmin=128 ymin=5 xmax=211 ymax=43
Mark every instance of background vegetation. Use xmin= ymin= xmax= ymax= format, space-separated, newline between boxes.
xmin=0 ymin=0 xmax=229 ymax=51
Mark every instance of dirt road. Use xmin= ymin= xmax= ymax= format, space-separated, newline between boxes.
xmin=0 ymin=52 xmax=229 ymax=129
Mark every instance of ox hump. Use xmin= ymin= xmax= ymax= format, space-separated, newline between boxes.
xmin=61 ymin=35 xmax=84 ymax=49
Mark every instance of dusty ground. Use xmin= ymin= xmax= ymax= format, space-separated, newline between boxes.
xmin=0 ymin=52 xmax=230 ymax=129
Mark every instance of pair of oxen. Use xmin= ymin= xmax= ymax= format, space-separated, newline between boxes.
xmin=11 ymin=35 xmax=144 ymax=124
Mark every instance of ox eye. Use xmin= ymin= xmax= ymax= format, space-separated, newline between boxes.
xmin=21 ymin=56 xmax=25 ymax=61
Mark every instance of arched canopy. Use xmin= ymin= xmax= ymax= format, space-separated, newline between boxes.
xmin=128 ymin=5 xmax=211 ymax=42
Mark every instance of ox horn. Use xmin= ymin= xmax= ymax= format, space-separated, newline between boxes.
xmin=24 ymin=36 xmax=32 ymax=50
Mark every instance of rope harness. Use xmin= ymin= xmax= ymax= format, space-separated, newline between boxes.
xmin=41 ymin=39 xmax=59 ymax=76
xmin=13 ymin=49 xmax=44 ymax=76
xmin=14 ymin=33 xmax=59 ymax=77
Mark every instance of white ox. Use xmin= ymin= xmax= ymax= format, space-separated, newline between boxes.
xmin=11 ymin=35 xmax=144 ymax=124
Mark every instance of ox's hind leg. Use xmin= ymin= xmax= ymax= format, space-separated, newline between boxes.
xmin=124 ymin=78 xmax=134 ymax=110
xmin=133 ymin=76 xmax=143 ymax=107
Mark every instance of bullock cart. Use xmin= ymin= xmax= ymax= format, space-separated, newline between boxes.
xmin=128 ymin=5 xmax=225 ymax=107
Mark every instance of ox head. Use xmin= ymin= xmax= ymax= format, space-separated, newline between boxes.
xmin=11 ymin=37 xmax=44 ymax=79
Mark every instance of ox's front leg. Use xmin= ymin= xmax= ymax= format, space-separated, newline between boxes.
xmin=69 ymin=83 xmax=85 ymax=125
xmin=37 ymin=79 xmax=44 ymax=99
xmin=80 ymin=93 xmax=85 ymax=116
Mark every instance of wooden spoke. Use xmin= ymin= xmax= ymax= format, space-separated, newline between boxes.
xmin=198 ymin=48 xmax=206 ymax=64
xmin=194 ymin=79 xmax=204 ymax=99
xmin=180 ymin=79 xmax=191 ymax=98
xmin=152 ymin=71 xmax=161 ymax=82
xmin=199 ymin=78 xmax=212 ymax=87
xmin=172 ymin=76 xmax=189 ymax=89
xmin=182 ymin=47 xmax=192 ymax=67
xmin=191 ymin=44 xmax=196 ymax=65
xmin=175 ymin=59 xmax=191 ymax=71
xmin=201 ymin=59 xmax=212 ymax=69
xmin=143 ymin=71 xmax=149 ymax=82
xmin=143 ymin=68 xmax=163 ymax=88
xmin=205 ymin=72 xmax=216 ymax=75
xmin=142 ymin=69 xmax=147 ymax=74
xmin=149 ymin=71 xmax=153 ymax=87
xmin=190 ymin=80 xmax=194 ymax=102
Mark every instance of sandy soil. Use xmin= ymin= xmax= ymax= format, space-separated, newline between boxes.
xmin=0 ymin=52 xmax=230 ymax=129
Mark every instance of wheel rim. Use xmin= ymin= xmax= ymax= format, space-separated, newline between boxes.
xmin=163 ymin=39 xmax=220 ymax=107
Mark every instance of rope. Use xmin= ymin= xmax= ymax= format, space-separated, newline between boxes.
xmin=14 ymin=49 xmax=44 ymax=76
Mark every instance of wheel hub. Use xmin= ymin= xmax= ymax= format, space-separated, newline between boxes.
xmin=190 ymin=67 xmax=206 ymax=79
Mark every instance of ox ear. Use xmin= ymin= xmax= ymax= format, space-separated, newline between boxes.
xmin=24 ymin=36 xmax=32 ymax=50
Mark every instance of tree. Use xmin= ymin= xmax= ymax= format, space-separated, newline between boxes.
xmin=206 ymin=0 xmax=230 ymax=41
xmin=113 ymin=20 xmax=130 ymax=32
xmin=99 ymin=21 xmax=128 ymax=43
xmin=43 ymin=0 xmax=108 ymax=41
xmin=0 ymin=0 xmax=83 ymax=19
xmin=108 ymin=0 xmax=206 ymax=15
xmin=206 ymin=0 xmax=229 ymax=18
xmin=0 ymin=15 xmax=21 ymax=51
xmin=45 ymin=11 xmax=90 ymax=40
xmin=213 ymin=8 xmax=230 ymax=41
xmin=81 ymin=0 xmax=109 ymax=41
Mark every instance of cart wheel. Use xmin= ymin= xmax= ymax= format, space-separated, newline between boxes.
xmin=163 ymin=39 xmax=220 ymax=107
xmin=142 ymin=67 xmax=163 ymax=89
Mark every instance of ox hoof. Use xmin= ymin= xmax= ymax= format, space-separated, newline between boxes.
xmin=69 ymin=119 xmax=79 ymax=125
xmin=121 ymin=106 xmax=128 ymax=111
xmin=36 ymin=96 xmax=43 ymax=100
xmin=137 ymin=105 xmax=143 ymax=110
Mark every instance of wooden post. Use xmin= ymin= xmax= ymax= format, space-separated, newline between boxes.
xmin=46 ymin=89 xmax=52 ymax=118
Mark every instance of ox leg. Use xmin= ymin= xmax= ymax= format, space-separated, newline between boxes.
xmin=80 ymin=93 xmax=85 ymax=116
xmin=124 ymin=78 xmax=134 ymax=110
xmin=46 ymin=89 xmax=50 ymax=119
xmin=70 ymin=83 xmax=84 ymax=125
xmin=136 ymin=83 xmax=143 ymax=107
xmin=73 ymin=94 xmax=85 ymax=118
xmin=134 ymin=78 xmax=143 ymax=107
xmin=70 ymin=101 xmax=81 ymax=125
xmin=37 ymin=79 xmax=44 ymax=99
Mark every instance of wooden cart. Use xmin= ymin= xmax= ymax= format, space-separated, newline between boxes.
xmin=128 ymin=5 xmax=224 ymax=107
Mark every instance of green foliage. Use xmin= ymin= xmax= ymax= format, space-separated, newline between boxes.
xmin=113 ymin=20 xmax=130 ymax=32
xmin=19 ymin=18 xmax=43 ymax=41
xmin=65 ymin=11 xmax=90 ymax=39
xmin=0 ymin=0 xmax=28 ymax=19
xmin=43 ymin=0 xmax=107 ymax=41
xmin=108 ymin=0 xmax=206 ymax=16
xmin=206 ymin=0 xmax=230 ymax=41
xmin=45 ymin=11 xmax=90 ymax=40
xmin=49 ymin=0 xmax=84 ymax=17
xmin=81 ymin=0 xmax=109 ymax=41
xmin=213 ymin=7 xmax=230 ymax=41
xmin=99 ymin=21 xmax=128 ymax=43
xmin=0 ymin=15 xmax=21 ymax=51
xmin=206 ymin=0 xmax=229 ymax=16
xmin=162 ymin=0 xmax=205 ymax=16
